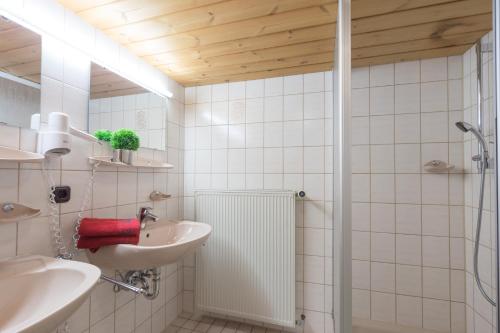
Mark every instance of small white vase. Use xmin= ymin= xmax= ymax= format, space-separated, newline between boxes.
xmin=112 ymin=149 xmax=134 ymax=164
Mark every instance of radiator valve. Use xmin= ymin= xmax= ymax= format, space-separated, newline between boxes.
xmin=296 ymin=314 xmax=306 ymax=327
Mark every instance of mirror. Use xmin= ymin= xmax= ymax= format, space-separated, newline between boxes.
xmin=0 ymin=16 xmax=41 ymax=129
xmin=88 ymin=63 xmax=167 ymax=151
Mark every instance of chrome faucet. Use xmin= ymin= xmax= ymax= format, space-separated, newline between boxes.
xmin=138 ymin=207 xmax=159 ymax=229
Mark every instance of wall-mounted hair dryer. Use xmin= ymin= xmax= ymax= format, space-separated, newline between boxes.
xmin=32 ymin=112 xmax=99 ymax=156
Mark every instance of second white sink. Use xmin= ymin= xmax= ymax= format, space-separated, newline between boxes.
xmin=86 ymin=219 xmax=212 ymax=270
xmin=0 ymin=255 xmax=101 ymax=333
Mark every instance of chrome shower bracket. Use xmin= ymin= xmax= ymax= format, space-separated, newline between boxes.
xmin=473 ymin=153 xmax=491 ymax=169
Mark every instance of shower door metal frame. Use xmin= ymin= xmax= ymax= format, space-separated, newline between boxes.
xmin=494 ymin=0 xmax=500 ymax=330
xmin=333 ymin=0 xmax=352 ymax=332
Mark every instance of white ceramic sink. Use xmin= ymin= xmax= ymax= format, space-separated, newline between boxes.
xmin=86 ymin=220 xmax=212 ymax=270
xmin=0 ymin=255 xmax=101 ymax=333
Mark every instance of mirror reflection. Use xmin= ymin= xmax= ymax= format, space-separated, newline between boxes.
xmin=88 ymin=63 xmax=167 ymax=151
xmin=0 ymin=16 xmax=41 ymax=129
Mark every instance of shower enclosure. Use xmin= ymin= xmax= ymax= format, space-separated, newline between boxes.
xmin=331 ymin=1 xmax=500 ymax=332
xmin=496 ymin=1 xmax=500 ymax=329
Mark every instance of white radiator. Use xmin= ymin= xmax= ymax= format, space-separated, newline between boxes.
xmin=195 ymin=190 xmax=296 ymax=327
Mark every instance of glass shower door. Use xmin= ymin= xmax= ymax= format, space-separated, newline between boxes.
xmin=332 ymin=0 xmax=352 ymax=332
xmin=494 ymin=1 xmax=500 ymax=331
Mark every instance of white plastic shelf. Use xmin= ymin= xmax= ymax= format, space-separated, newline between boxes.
xmin=89 ymin=156 xmax=174 ymax=169
xmin=0 ymin=145 xmax=44 ymax=162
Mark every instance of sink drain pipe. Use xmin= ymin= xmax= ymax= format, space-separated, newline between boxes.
xmin=100 ymin=268 xmax=161 ymax=299
xmin=100 ymin=274 xmax=146 ymax=295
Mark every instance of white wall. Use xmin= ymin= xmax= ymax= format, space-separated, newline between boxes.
xmin=89 ymin=92 xmax=168 ymax=151
xmin=0 ymin=1 xmax=185 ymax=333
xmin=350 ymin=57 xmax=466 ymax=333
xmin=0 ymin=76 xmax=40 ymax=128
xmin=463 ymin=32 xmax=497 ymax=333
xmin=183 ymin=72 xmax=334 ymax=333
xmin=183 ymin=56 xmax=468 ymax=333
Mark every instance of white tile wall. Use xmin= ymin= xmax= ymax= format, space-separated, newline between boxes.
xmin=0 ymin=77 xmax=40 ymax=128
xmin=0 ymin=1 xmax=186 ymax=333
xmin=351 ymin=56 xmax=466 ymax=333
xmin=183 ymin=72 xmax=334 ymax=333
xmin=89 ymin=92 xmax=169 ymax=151
xmin=463 ymin=32 xmax=497 ymax=333
xmin=183 ymin=59 xmax=467 ymax=333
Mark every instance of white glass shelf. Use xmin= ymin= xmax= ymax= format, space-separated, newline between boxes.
xmin=89 ymin=156 xmax=174 ymax=169
xmin=0 ymin=145 xmax=44 ymax=162
xmin=0 ymin=202 xmax=40 ymax=223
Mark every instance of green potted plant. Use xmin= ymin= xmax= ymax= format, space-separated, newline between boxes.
xmin=94 ymin=129 xmax=113 ymax=142
xmin=110 ymin=128 xmax=140 ymax=164
xmin=94 ymin=129 xmax=113 ymax=156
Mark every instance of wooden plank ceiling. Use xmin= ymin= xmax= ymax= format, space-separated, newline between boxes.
xmin=90 ymin=63 xmax=147 ymax=99
xmin=0 ymin=16 xmax=41 ymax=84
xmin=59 ymin=0 xmax=492 ymax=86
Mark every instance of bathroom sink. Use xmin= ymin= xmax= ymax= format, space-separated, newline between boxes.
xmin=86 ymin=220 xmax=212 ymax=270
xmin=0 ymin=255 xmax=101 ymax=333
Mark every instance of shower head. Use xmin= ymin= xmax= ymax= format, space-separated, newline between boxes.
xmin=455 ymin=121 xmax=473 ymax=133
xmin=455 ymin=121 xmax=489 ymax=160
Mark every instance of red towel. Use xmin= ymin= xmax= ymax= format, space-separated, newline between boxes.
xmin=78 ymin=218 xmax=140 ymax=237
xmin=77 ymin=234 xmax=139 ymax=253
xmin=77 ymin=218 xmax=141 ymax=252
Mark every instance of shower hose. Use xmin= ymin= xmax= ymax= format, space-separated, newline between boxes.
xmin=474 ymin=156 xmax=496 ymax=306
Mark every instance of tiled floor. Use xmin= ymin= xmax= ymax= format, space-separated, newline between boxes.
xmin=164 ymin=313 xmax=283 ymax=333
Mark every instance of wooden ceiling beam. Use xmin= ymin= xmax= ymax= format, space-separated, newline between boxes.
xmin=58 ymin=0 xmax=493 ymax=85
xmin=90 ymin=72 xmax=131 ymax=86
xmin=128 ymin=0 xmax=488 ymax=57
xmin=352 ymin=13 xmax=490 ymax=48
xmin=353 ymin=44 xmax=471 ymax=68
xmin=352 ymin=0 xmax=491 ymax=35
xmin=127 ymin=4 xmax=336 ymax=55
xmin=183 ymin=62 xmax=333 ymax=86
xmin=105 ymin=0 xmax=335 ymax=44
xmin=58 ymin=0 xmax=118 ymax=12
xmin=351 ymin=0 xmax=457 ymax=19
xmin=353 ymin=30 xmax=487 ymax=59
xmin=22 ymin=74 xmax=41 ymax=84
xmin=2 ymin=60 xmax=41 ymax=77
xmin=162 ymin=39 xmax=334 ymax=72
xmin=67 ymin=0 xmax=226 ymax=28
xmin=0 ymin=28 xmax=41 ymax=52
xmin=0 ymin=45 xmax=41 ymax=68
xmin=144 ymin=12 xmax=489 ymax=69
xmin=159 ymin=29 xmax=488 ymax=78
xmin=167 ymin=52 xmax=332 ymax=81
xmin=144 ymin=24 xmax=335 ymax=65
xmin=90 ymin=63 xmax=147 ymax=98
xmin=91 ymin=80 xmax=144 ymax=93
xmin=63 ymin=0 xmax=457 ymax=33
xmin=153 ymin=20 xmax=489 ymax=76
xmin=170 ymin=28 xmax=486 ymax=85
xmin=68 ymin=0 xmax=459 ymax=44
xmin=91 ymin=86 xmax=148 ymax=99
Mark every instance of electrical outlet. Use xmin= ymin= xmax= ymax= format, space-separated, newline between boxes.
xmin=51 ymin=186 xmax=71 ymax=203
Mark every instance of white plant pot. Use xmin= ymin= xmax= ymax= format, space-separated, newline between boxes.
xmin=103 ymin=143 xmax=113 ymax=156
xmin=95 ymin=141 xmax=113 ymax=156
xmin=112 ymin=149 xmax=134 ymax=164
